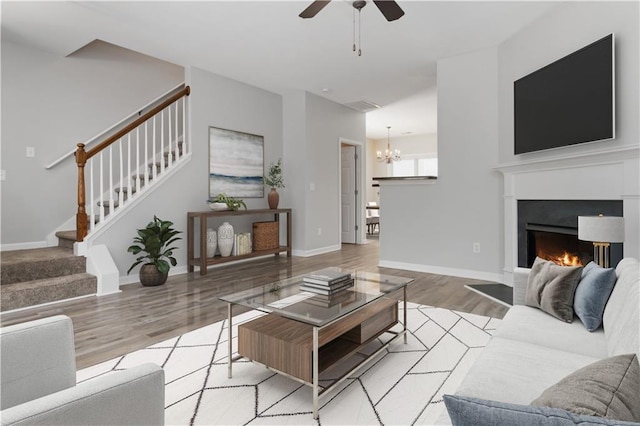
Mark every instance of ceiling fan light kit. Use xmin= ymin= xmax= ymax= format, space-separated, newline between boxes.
xmin=299 ymin=0 xmax=405 ymax=57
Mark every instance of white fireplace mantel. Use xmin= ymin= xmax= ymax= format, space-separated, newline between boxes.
xmin=495 ymin=144 xmax=639 ymax=285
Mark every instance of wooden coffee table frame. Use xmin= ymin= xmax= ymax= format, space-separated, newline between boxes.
xmin=226 ymin=287 xmax=407 ymax=419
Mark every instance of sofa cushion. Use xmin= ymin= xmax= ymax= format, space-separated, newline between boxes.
xmin=454 ymin=337 xmax=601 ymax=405
xmin=525 ymin=257 xmax=583 ymax=322
xmin=573 ymin=262 xmax=617 ymax=331
xmin=531 ymin=354 xmax=640 ymax=422
xmin=443 ymin=394 xmax=640 ymax=426
xmin=603 ymin=258 xmax=639 ymax=358
xmin=493 ymin=306 xmax=608 ymax=359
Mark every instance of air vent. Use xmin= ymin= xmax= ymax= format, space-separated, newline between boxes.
xmin=343 ymin=100 xmax=381 ymax=113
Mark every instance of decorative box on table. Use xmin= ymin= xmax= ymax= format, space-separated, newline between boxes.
xmin=253 ymin=221 xmax=279 ymax=250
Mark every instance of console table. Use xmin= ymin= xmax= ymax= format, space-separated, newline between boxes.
xmin=187 ymin=208 xmax=291 ymax=275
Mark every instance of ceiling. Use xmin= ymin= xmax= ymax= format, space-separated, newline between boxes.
xmin=1 ymin=1 xmax=559 ymax=140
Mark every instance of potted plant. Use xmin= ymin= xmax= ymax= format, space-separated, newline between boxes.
xmin=208 ymin=193 xmax=247 ymax=211
xmin=127 ymin=215 xmax=182 ymax=286
xmin=264 ymin=158 xmax=285 ymax=209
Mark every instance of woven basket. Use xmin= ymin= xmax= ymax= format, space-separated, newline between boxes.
xmin=253 ymin=221 xmax=279 ymax=251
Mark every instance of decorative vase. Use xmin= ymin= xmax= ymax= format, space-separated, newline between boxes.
xmin=206 ymin=228 xmax=217 ymax=257
xmin=139 ymin=264 xmax=168 ymax=287
xmin=217 ymin=222 xmax=234 ymax=257
xmin=268 ymin=187 xmax=279 ymax=209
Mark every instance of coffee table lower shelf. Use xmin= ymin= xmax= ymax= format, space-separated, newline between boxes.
xmin=228 ymin=296 xmax=407 ymax=419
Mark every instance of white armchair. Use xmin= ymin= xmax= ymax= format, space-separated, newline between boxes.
xmin=1 ymin=315 xmax=164 ymax=425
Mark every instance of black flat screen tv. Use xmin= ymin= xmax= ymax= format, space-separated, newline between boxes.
xmin=514 ymin=34 xmax=614 ymax=155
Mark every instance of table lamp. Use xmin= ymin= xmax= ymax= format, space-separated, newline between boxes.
xmin=578 ymin=215 xmax=624 ymax=268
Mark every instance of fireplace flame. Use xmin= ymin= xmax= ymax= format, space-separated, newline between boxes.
xmin=553 ymin=252 xmax=582 ymax=267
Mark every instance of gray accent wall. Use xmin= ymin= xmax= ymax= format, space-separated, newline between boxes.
xmin=283 ymin=91 xmax=365 ymax=256
xmin=92 ymin=66 xmax=284 ymax=277
xmin=379 ymin=47 xmax=502 ymax=281
xmin=379 ymin=1 xmax=639 ymax=281
xmin=1 ymin=39 xmax=184 ymax=245
xmin=498 ymin=1 xmax=639 ymax=164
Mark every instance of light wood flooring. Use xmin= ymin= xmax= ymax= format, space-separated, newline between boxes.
xmin=0 ymin=239 xmax=508 ymax=369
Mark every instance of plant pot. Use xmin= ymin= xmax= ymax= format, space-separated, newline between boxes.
xmin=268 ymin=187 xmax=279 ymax=209
xmin=139 ymin=264 xmax=168 ymax=286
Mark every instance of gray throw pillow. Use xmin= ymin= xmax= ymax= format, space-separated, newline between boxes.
xmin=443 ymin=394 xmax=640 ymax=426
xmin=525 ymin=257 xmax=583 ymax=322
xmin=574 ymin=261 xmax=617 ymax=331
xmin=531 ymin=354 xmax=640 ymax=422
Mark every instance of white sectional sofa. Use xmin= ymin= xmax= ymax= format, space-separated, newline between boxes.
xmin=439 ymin=258 xmax=640 ymax=425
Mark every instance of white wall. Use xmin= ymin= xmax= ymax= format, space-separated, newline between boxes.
xmin=379 ymin=47 xmax=503 ymax=282
xmin=498 ymin=1 xmax=639 ymax=164
xmin=93 ymin=66 xmax=284 ymax=278
xmin=496 ymin=1 xmax=640 ymax=274
xmin=283 ymin=91 xmax=365 ymax=256
xmin=1 ymin=39 xmax=184 ymax=246
xmin=378 ymin=2 xmax=639 ymax=282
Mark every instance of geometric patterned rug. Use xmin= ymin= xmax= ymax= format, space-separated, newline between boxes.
xmin=77 ymin=302 xmax=500 ymax=425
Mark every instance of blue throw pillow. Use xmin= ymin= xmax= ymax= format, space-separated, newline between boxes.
xmin=573 ymin=261 xmax=617 ymax=331
xmin=443 ymin=394 xmax=640 ymax=426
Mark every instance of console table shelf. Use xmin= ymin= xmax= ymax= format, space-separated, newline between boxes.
xmin=187 ymin=208 xmax=291 ymax=275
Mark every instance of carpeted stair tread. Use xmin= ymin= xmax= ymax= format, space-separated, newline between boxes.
xmin=56 ymin=231 xmax=76 ymax=249
xmin=0 ymin=273 xmax=97 ymax=311
xmin=1 ymin=247 xmax=85 ymax=285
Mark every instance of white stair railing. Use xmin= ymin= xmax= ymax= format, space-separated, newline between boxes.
xmin=75 ymin=86 xmax=190 ymax=241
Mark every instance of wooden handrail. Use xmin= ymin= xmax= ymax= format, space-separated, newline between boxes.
xmin=75 ymin=85 xmax=190 ymax=242
xmin=85 ymin=85 xmax=190 ymax=160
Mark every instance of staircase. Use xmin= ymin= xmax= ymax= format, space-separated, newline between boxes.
xmin=0 ymin=85 xmax=191 ymax=312
xmin=1 ymin=246 xmax=97 ymax=311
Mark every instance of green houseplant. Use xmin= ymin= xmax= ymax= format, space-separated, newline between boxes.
xmin=264 ymin=158 xmax=285 ymax=209
xmin=127 ymin=215 xmax=182 ymax=286
xmin=208 ymin=193 xmax=247 ymax=211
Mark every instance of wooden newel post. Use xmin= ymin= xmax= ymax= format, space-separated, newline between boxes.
xmin=76 ymin=143 xmax=88 ymax=242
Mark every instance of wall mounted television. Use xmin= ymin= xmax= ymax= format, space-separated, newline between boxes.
xmin=514 ymin=34 xmax=614 ymax=155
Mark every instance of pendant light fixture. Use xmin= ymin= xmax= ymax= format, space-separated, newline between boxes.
xmin=377 ymin=126 xmax=401 ymax=163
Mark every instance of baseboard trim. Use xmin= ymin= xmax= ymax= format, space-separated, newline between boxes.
xmin=0 ymin=241 xmax=48 ymax=251
xmin=292 ymin=244 xmax=341 ymax=257
xmin=378 ymin=260 xmax=504 ymax=283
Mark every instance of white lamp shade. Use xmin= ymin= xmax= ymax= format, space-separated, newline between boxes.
xmin=578 ymin=216 xmax=625 ymax=243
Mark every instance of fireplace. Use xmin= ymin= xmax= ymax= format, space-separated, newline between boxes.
xmin=518 ymin=200 xmax=623 ymax=268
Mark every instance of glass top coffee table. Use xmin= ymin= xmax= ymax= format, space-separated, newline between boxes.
xmin=220 ymin=269 xmax=414 ymax=419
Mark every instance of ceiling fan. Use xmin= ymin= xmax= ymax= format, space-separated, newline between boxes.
xmin=299 ymin=0 xmax=405 ymax=22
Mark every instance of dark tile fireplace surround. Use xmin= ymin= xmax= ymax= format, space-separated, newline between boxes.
xmin=518 ymin=200 xmax=623 ymax=268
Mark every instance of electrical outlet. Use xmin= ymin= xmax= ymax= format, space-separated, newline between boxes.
xmin=26 ymin=147 xmax=35 ymax=158
xmin=0 ymin=170 xmax=5 ymax=181
xmin=317 ymin=228 xmax=322 ymax=236
xmin=473 ymin=242 xmax=481 ymax=253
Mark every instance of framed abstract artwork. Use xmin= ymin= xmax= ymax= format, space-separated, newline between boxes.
xmin=209 ymin=127 xmax=264 ymax=198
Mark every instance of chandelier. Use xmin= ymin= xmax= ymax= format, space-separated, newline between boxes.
xmin=377 ymin=126 xmax=400 ymax=163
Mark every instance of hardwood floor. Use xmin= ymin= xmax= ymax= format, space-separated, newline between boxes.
xmin=0 ymin=239 xmax=508 ymax=369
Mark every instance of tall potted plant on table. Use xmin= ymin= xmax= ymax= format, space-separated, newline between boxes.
xmin=127 ymin=215 xmax=182 ymax=286
xmin=264 ymin=158 xmax=285 ymax=209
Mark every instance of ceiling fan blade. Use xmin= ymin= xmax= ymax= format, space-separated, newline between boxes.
xmin=372 ymin=1 xmax=405 ymax=21
xmin=299 ymin=0 xmax=332 ymax=18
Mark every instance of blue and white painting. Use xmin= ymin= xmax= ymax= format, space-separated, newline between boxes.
xmin=209 ymin=127 xmax=264 ymax=198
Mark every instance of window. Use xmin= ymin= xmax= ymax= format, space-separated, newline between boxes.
xmin=391 ymin=155 xmax=438 ymax=177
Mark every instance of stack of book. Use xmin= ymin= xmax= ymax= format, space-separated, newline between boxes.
xmin=305 ymin=289 xmax=356 ymax=307
xmin=300 ymin=268 xmax=354 ymax=296
xmin=232 ymin=233 xmax=252 ymax=256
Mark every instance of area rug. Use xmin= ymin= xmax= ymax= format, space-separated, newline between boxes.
xmin=77 ymin=302 xmax=500 ymax=425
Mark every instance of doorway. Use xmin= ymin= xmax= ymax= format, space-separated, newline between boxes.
xmin=339 ymin=139 xmax=364 ymax=244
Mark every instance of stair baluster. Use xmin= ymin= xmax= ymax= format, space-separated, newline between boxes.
xmin=74 ymin=85 xmax=190 ymax=242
